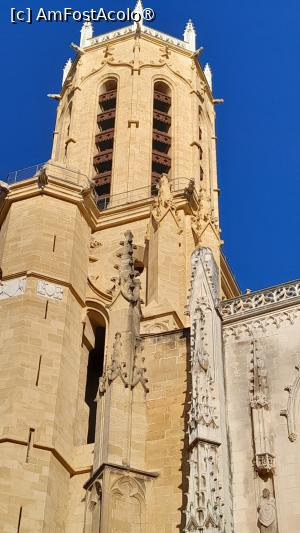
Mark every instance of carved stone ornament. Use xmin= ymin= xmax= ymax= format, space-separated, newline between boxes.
xmin=149 ymin=174 xmax=181 ymax=228
xmin=189 ymin=300 xmax=218 ymax=430
xmin=221 ymin=280 xmax=300 ymax=319
xmin=98 ymin=332 xmax=128 ymax=394
xmin=249 ymin=340 xmax=270 ymax=410
xmin=37 ymin=167 xmax=48 ymax=189
xmin=280 ymin=364 xmax=300 ymax=442
xmin=223 ymin=307 xmax=300 ymax=343
xmin=37 ymin=280 xmax=64 ymax=300
xmin=191 ymin=188 xmax=221 ymax=248
xmin=184 ymin=178 xmax=195 ymax=201
xmin=131 ymin=339 xmax=149 ymax=394
xmin=258 ymin=489 xmax=277 ymax=533
xmin=110 ymin=230 xmax=143 ymax=306
xmin=255 ymin=453 xmax=275 ymax=474
xmin=185 ymin=248 xmax=229 ymax=533
xmin=184 ymin=442 xmax=225 ymax=532
xmin=88 ymin=479 xmax=102 ymax=510
xmin=90 ymin=237 xmax=102 ymax=249
xmin=0 ymin=276 xmax=26 ymax=300
xmin=190 ymin=247 xmax=219 ymax=306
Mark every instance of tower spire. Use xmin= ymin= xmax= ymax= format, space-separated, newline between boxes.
xmin=184 ymin=19 xmax=196 ymax=52
xmin=133 ymin=0 xmax=144 ymax=28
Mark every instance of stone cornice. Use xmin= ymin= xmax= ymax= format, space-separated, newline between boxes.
xmin=84 ymin=461 xmax=159 ymax=491
xmin=86 ymin=24 xmax=192 ymax=56
xmin=94 ymin=188 xmax=197 ymax=231
xmin=220 ymin=279 xmax=300 ymax=324
xmin=0 ymin=168 xmax=99 ymax=231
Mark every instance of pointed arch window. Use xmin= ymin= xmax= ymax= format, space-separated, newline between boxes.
xmin=94 ymin=78 xmax=118 ymax=204
xmin=151 ymin=81 xmax=172 ymax=194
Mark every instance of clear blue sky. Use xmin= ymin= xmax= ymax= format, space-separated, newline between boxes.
xmin=1 ymin=0 xmax=300 ymax=292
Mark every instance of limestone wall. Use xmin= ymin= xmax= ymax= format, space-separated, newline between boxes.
xmin=222 ymin=286 xmax=300 ymax=532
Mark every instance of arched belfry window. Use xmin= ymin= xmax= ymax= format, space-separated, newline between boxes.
xmin=94 ymin=78 xmax=118 ymax=201
xmin=151 ymin=81 xmax=172 ymax=194
xmin=81 ymin=312 xmax=106 ymax=444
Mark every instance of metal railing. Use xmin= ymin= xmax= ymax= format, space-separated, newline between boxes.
xmin=3 ymin=161 xmax=193 ymax=212
xmin=96 ymin=177 xmax=192 ymax=211
xmin=5 ymin=162 xmax=46 ymax=184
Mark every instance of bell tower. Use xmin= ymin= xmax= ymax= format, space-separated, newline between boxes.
xmin=0 ymin=2 xmax=239 ymax=532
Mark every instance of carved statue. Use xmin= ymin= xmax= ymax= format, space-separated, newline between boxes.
xmin=258 ymin=489 xmax=277 ymax=533
xmin=112 ymin=332 xmax=122 ymax=361
xmin=158 ymin=173 xmax=172 ymax=208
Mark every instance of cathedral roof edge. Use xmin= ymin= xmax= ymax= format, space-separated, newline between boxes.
xmin=220 ymin=277 xmax=300 ymax=320
xmin=83 ymin=23 xmax=191 ymax=53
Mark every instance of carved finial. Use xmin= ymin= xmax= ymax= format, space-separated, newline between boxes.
xmin=204 ymin=63 xmax=212 ymax=91
xmin=111 ymin=230 xmax=141 ymax=303
xmin=133 ymin=0 xmax=144 ymax=28
xmin=184 ymin=19 xmax=196 ymax=52
xmin=80 ymin=19 xmax=93 ymax=47
xmin=62 ymin=58 xmax=72 ymax=86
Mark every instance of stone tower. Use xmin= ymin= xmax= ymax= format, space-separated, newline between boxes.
xmin=0 ymin=3 xmax=239 ymax=532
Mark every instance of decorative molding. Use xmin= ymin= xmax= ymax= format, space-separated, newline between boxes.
xmin=221 ymin=280 xmax=300 ymax=319
xmin=37 ymin=280 xmax=64 ymax=300
xmin=89 ymin=25 xmax=135 ymax=46
xmin=0 ymin=276 xmax=26 ymax=301
xmin=280 ymin=364 xmax=300 ymax=442
xmin=223 ymin=307 xmax=300 ymax=343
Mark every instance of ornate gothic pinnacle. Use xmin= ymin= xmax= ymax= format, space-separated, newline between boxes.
xmin=80 ymin=19 xmax=93 ymax=48
xmin=183 ymin=19 xmax=196 ymax=52
xmin=204 ymin=63 xmax=213 ymax=91
xmin=62 ymin=58 xmax=72 ymax=86
xmin=111 ymin=230 xmax=141 ymax=303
